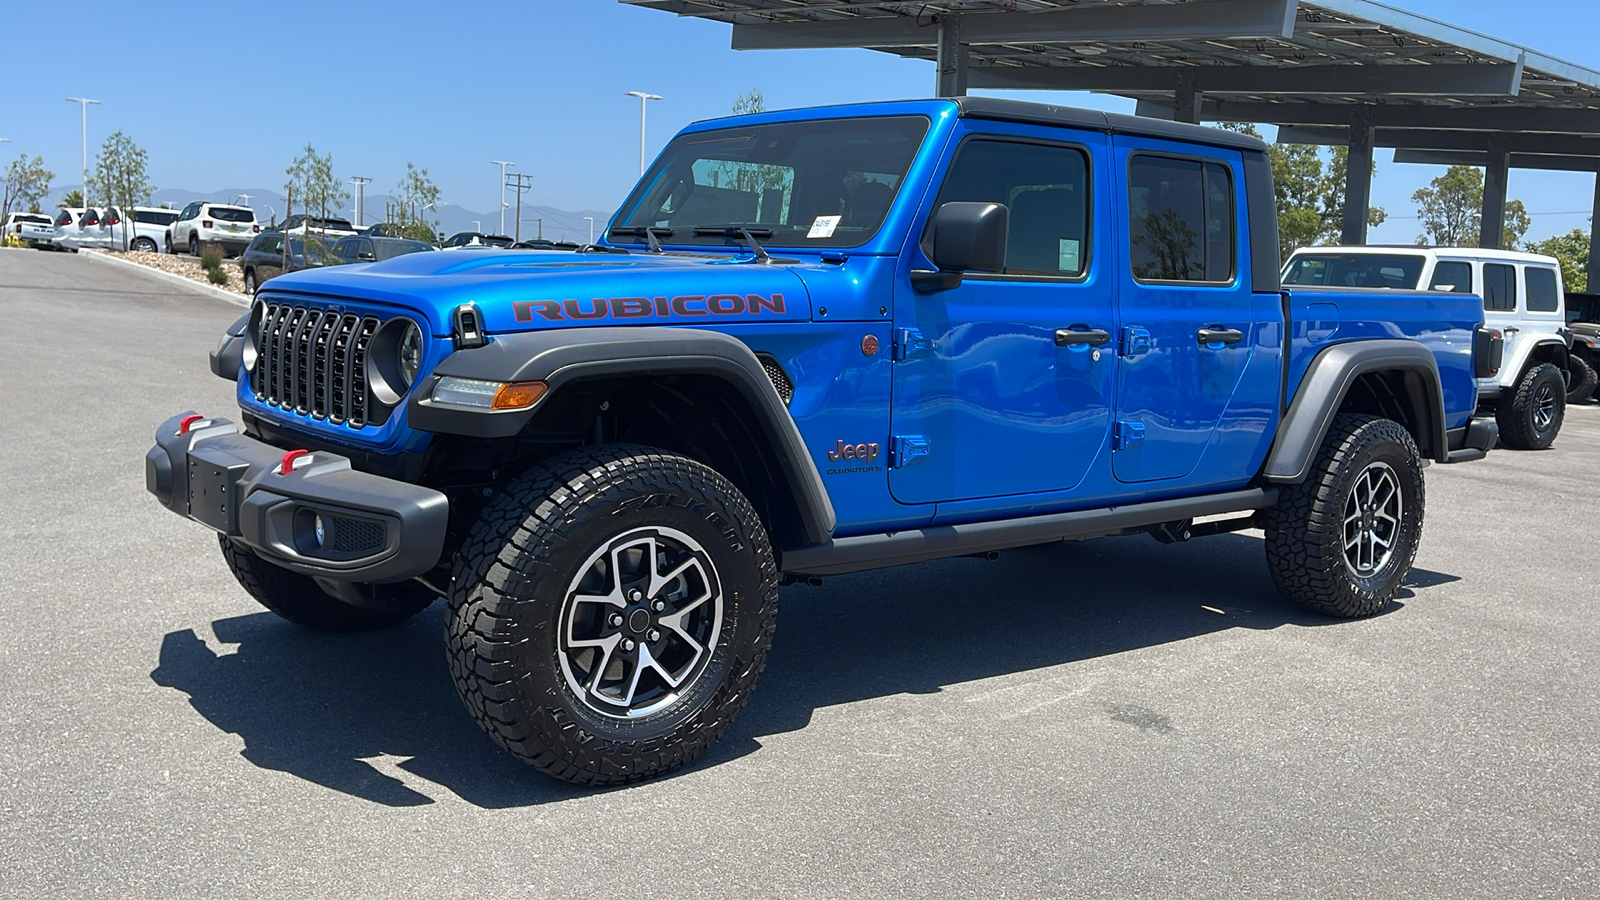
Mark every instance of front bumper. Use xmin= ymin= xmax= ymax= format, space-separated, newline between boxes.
xmin=1444 ymin=416 xmax=1499 ymax=464
xmin=145 ymin=412 xmax=448 ymax=582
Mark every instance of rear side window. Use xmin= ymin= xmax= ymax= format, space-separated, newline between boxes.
xmin=1526 ymin=267 xmax=1561 ymax=313
xmin=1429 ymin=261 xmax=1473 ymax=293
xmin=210 ymin=207 xmax=255 ymax=223
xmin=1128 ymin=156 xmax=1235 ymax=283
xmin=926 ymin=138 xmax=1091 ymax=278
xmin=1483 ymin=263 xmax=1517 ymax=312
xmin=135 ymin=209 xmax=180 ymax=226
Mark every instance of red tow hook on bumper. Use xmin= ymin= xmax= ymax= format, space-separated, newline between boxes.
xmin=277 ymin=449 xmax=312 ymax=475
xmin=176 ymin=414 xmax=210 ymax=435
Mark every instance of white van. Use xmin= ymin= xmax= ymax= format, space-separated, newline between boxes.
xmin=1284 ymin=246 xmax=1571 ymax=450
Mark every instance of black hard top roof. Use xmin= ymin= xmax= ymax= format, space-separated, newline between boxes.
xmin=953 ymin=96 xmax=1267 ymax=154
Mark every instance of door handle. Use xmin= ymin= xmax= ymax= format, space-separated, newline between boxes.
xmin=1503 ymin=326 xmax=1520 ymax=334
xmin=1197 ymin=326 xmax=1245 ymax=346
xmin=1055 ymin=327 xmax=1112 ymax=347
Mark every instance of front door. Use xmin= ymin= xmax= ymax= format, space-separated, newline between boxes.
xmin=890 ymin=126 xmax=1116 ymax=505
xmin=1111 ymin=141 xmax=1258 ymax=483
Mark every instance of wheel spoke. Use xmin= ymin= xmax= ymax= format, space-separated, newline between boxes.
xmin=649 ymin=556 xmax=702 ymax=601
xmin=585 ymin=635 xmax=622 ymax=697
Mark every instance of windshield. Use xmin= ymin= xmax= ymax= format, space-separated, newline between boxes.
xmin=210 ymin=206 xmax=255 ymax=222
xmin=613 ymin=115 xmax=930 ymax=249
xmin=1283 ymin=253 xmax=1427 ymax=290
xmin=135 ymin=209 xmax=180 ymax=226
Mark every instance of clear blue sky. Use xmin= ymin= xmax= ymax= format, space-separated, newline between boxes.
xmin=0 ymin=0 xmax=1595 ymax=242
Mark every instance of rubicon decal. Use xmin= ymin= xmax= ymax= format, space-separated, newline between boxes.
xmin=513 ymin=293 xmax=788 ymax=322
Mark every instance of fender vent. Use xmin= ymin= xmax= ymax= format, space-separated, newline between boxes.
xmin=757 ymin=354 xmax=794 ymax=406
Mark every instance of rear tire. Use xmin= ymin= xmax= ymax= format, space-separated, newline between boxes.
xmin=244 ymin=269 xmax=257 ymax=295
xmin=445 ymin=444 xmax=779 ymax=785
xmin=218 ymin=535 xmax=434 ymax=632
xmin=1565 ymin=355 xmax=1596 ymax=404
xmin=131 ymin=236 xmax=157 ymax=253
xmin=188 ymin=235 xmax=199 ymax=256
xmin=1496 ymin=363 xmax=1565 ymax=450
xmin=1263 ymin=414 xmax=1425 ymax=619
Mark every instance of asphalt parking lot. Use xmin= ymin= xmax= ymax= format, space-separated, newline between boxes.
xmin=2 ymin=247 xmax=1596 ymax=899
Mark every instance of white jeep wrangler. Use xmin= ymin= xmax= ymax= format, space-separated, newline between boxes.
xmin=1284 ymin=246 xmax=1572 ymax=450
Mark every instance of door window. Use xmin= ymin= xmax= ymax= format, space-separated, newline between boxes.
xmin=1483 ymin=263 xmax=1517 ymax=311
xmin=1127 ymin=156 xmax=1234 ymax=283
xmin=1526 ymin=267 xmax=1560 ymax=312
xmin=923 ymin=138 xmax=1090 ymax=278
xmin=1429 ymin=261 xmax=1473 ymax=293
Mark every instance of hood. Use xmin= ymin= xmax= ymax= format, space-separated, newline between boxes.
xmin=258 ymin=249 xmax=814 ymax=336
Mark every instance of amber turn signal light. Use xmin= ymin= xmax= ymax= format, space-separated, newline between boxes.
xmin=491 ymin=381 xmax=548 ymax=410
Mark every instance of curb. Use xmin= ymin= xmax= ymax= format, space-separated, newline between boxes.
xmin=80 ymin=249 xmax=250 ymax=308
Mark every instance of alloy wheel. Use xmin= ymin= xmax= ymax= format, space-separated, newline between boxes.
xmin=1533 ymin=382 xmax=1558 ymax=431
xmin=1343 ymin=461 xmax=1403 ymax=577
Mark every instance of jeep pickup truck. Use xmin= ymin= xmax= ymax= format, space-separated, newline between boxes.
xmin=146 ymin=98 xmax=1500 ymax=785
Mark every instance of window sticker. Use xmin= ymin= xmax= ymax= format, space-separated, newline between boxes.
xmin=807 ymin=215 xmax=841 ymax=239
xmin=1059 ymin=239 xmax=1081 ymax=274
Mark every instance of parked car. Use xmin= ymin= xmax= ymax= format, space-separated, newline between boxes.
xmin=5 ymin=212 xmax=57 ymax=248
xmin=58 ymin=206 xmax=109 ymax=250
xmin=1284 ymin=246 xmax=1570 ymax=449
xmin=357 ymin=222 xmax=405 ymax=238
xmin=280 ymin=214 xmax=359 ymax=240
xmin=238 ymin=232 xmax=337 ymax=295
xmin=441 ymin=231 xmax=514 ymax=249
xmin=48 ymin=207 xmax=85 ymax=252
xmin=329 ymin=236 xmax=435 ymax=264
xmin=510 ymin=238 xmax=581 ymax=250
xmin=116 ymin=206 xmax=182 ymax=253
xmin=167 ymin=202 xmax=260 ymax=256
xmin=1564 ymin=292 xmax=1600 ymax=402
xmin=152 ymin=97 xmax=1502 ymax=787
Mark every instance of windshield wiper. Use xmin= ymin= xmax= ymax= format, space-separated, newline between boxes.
xmin=608 ymin=225 xmax=671 ymax=253
xmin=692 ymin=226 xmax=772 ymax=263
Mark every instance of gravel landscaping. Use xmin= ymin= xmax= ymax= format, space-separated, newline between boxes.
xmin=88 ymin=249 xmax=249 ymax=296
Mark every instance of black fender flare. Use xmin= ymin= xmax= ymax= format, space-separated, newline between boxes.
xmin=408 ymin=326 xmax=837 ymax=545
xmin=1262 ymin=339 xmax=1448 ymax=484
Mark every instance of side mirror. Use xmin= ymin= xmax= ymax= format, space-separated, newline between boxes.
xmin=358 ymin=252 xmax=375 ymax=261
xmin=914 ymin=201 xmax=1008 ymax=293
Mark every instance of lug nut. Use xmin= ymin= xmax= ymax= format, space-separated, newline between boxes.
xmin=648 ymin=629 xmax=661 ymax=642
xmin=652 ymin=600 xmax=665 ymax=612
xmin=609 ymin=613 xmax=623 ymax=627
xmin=628 ymin=589 xmax=643 ymax=602
xmin=622 ymin=639 xmax=636 ymax=651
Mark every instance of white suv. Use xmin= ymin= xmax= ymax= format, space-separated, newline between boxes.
xmin=1285 ymin=246 xmax=1571 ymax=449
xmin=166 ymin=202 xmax=259 ymax=256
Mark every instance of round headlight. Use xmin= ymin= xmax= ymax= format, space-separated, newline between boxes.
xmin=399 ymin=321 xmax=422 ymax=388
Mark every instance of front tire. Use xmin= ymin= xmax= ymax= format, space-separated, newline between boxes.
xmin=244 ymin=268 xmax=257 ymax=295
xmin=1263 ymin=414 xmax=1425 ymax=618
xmin=218 ymin=535 xmax=434 ymax=632
xmin=1565 ymin=355 xmax=1597 ymax=404
xmin=446 ymin=444 xmax=778 ymax=786
xmin=1497 ymin=363 xmax=1565 ymax=450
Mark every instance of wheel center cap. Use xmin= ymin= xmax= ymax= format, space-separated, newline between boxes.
xmin=627 ymin=608 xmax=652 ymax=634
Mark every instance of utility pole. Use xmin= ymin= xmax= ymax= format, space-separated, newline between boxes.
xmin=64 ymin=98 xmax=101 ymax=205
xmin=584 ymin=215 xmax=595 ymax=245
xmin=350 ymin=176 xmax=371 ymax=226
xmin=490 ymin=160 xmax=514 ymax=235
xmin=624 ymin=91 xmax=662 ymax=176
xmin=505 ymin=173 xmax=534 ymax=242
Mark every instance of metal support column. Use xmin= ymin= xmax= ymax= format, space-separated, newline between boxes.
xmin=1479 ymin=137 xmax=1510 ymax=250
xmin=935 ymin=14 xmax=967 ymax=98
xmin=1341 ymin=104 xmax=1376 ymax=246
xmin=1588 ymin=171 xmax=1600 ymax=290
xmin=1174 ymin=70 xmax=1202 ymax=124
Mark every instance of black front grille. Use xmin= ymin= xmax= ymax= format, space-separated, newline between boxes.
xmin=251 ymin=303 xmax=381 ymax=426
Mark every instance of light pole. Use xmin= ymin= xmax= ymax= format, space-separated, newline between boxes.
xmin=65 ymin=98 xmax=101 ymax=205
xmin=471 ymin=221 xmax=481 ymax=233
xmin=584 ymin=215 xmax=595 ymax=244
xmin=490 ymin=160 xmax=514 ymax=236
xmin=236 ymin=193 xmax=253 ymax=209
xmin=349 ymin=176 xmax=371 ymax=226
xmin=624 ymin=91 xmax=662 ymax=176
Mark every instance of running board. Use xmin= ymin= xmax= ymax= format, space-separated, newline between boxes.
xmin=779 ymin=488 xmax=1278 ymax=577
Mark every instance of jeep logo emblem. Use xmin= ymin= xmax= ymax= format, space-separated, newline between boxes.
xmin=827 ymin=440 xmax=880 ymax=463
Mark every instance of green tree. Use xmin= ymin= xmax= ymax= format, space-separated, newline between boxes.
xmin=284 ymin=143 xmax=348 ymax=228
xmin=1526 ymin=228 xmax=1592 ymax=293
xmin=91 ymin=131 xmax=156 ymax=248
xmin=3 ymin=154 xmax=55 ymax=219
xmin=1411 ymin=165 xmax=1529 ymax=249
xmin=391 ymin=162 xmax=441 ymax=242
xmin=59 ymin=189 xmax=84 ymax=208
xmin=732 ymin=88 xmax=766 ymax=116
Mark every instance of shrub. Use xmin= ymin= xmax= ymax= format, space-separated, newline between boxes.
xmin=199 ymin=245 xmax=224 ymax=271
xmin=206 ymin=267 xmax=230 ymax=286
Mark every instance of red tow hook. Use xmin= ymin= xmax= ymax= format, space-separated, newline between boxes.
xmin=278 ymin=449 xmax=312 ymax=475
xmin=176 ymin=413 xmax=209 ymax=435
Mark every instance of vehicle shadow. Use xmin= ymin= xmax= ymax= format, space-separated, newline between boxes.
xmin=150 ymin=532 xmax=1452 ymax=808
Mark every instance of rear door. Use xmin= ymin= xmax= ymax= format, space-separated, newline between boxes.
xmin=1110 ymin=139 xmax=1258 ymax=483
xmin=889 ymin=122 xmax=1116 ymax=504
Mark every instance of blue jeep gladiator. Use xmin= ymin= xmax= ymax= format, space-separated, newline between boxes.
xmin=146 ymin=98 xmax=1501 ymax=785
